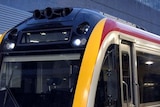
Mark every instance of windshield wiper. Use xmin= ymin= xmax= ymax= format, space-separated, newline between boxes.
xmin=3 ymin=86 xmax=20 ymax=107
xmin=3 ymin=70 xmax=19 ymax=107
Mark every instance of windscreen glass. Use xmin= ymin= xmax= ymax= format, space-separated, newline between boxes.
xmin=0 ymin=54 xmax=81 ymax=107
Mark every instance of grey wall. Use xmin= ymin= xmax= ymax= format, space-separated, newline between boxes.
xmin=0 ymin=0 xmax=160 ymax=35
xmin=0 ymin=4 xmax=32 ymax=34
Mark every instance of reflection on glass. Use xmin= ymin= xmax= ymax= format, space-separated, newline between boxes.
xmin=137 ymin=51 xmax=160 ymax=103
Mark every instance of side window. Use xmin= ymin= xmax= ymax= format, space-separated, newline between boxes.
xmin=122 ymin=52 xmax=132 ymax=102
xmin=94 ymin=45 xmax=120 ymax=107
xmin=137 ymin=51 xmax=160 ymax=103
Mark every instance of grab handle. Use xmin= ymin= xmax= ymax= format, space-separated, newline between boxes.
xmin=123 ymin=81 xmax=129 ymax=107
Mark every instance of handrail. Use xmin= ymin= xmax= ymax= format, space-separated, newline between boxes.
xmin=123 ymin=81 xmax=129 ymax=107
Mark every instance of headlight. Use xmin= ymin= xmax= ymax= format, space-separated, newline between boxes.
xmin=72 ymin=38 xmax=87 ymax=47
xmin=8 ymin=29 xmax=18 ymax=40
xmin=77 ymin=22 xmax=90 ymax=35
xmin=73 ymin=39 xmax=81 ymax=46
xmin=5 ymin=42 xmax=15 ymax=50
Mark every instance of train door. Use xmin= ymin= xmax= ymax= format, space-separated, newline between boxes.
xmin=120 ymin=41 xmax=135 ymax=107
xmin=94 ymin=44 xmax=121 ymax=107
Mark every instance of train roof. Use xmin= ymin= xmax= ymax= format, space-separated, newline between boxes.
xmin=101 ymin=18 xmax=160 ymax=44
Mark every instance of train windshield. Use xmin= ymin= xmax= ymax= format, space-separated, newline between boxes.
xmin=0 ymin=53 xmax=81 ymax=107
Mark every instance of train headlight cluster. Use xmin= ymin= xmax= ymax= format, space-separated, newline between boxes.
xmin=5 ymin=42 xmax=15 ymax=50
xmin=72 ymin=22 xmax=90 ymax=47
xmin=3 ymin=29 xmax=18 ymax=50
xmin=8 ymin=29 xmax=18 ymax=40
xmin=77 ymin=22 xmax=90 ymax=35
xmin=72 ymin=38 xmax=87 ymax=47
xmin=73 ymin=39 xmax=81 ymax=46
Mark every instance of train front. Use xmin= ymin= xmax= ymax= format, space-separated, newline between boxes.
xmin=0 ymin=7 xmax=104 ymax=107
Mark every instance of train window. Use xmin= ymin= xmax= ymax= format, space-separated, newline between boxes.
xmin=137 ymin=51 xmax=160 ymax=103
xmin=122 ymin=52 xmax=131 ymax=102
xmin=94 ymin=45 xmax=120 ymax=107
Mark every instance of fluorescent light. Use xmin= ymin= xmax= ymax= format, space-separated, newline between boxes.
xmin=145 ymin=61 xmax=154 ymax=65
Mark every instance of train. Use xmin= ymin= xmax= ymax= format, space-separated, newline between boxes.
xmin=0 ymin=7 xmax=160 ymax=107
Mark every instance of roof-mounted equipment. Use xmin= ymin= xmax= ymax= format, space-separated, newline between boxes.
xmin=33 ymin=7 xmax=73 ymax=19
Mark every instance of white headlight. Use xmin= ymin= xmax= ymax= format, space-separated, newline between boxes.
xmin=72 ymin=38 xmax=87 ymax=47
xmin=6 ymin=42 xmax=15 ymax=50
xmin=73 ymin=39 xmax=81 ymax=46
